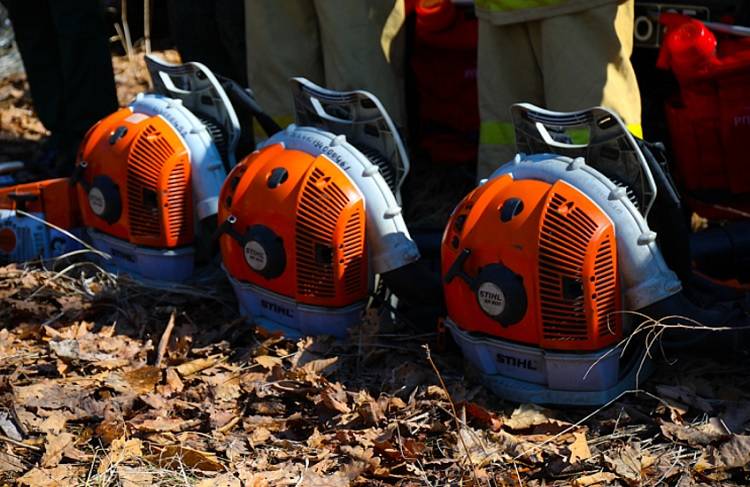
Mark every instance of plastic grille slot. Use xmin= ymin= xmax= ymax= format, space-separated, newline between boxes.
xmin=340 ymin=211 xmax=365 ymax=296
xmin=199 ymin=116 xmax=229 ymax=169
xmin=593 ymin=236 xmax=618 ymax=337
xmin=166 ymin=162 xmax=189 ymax=241
xmin=538 ymin=193 xmax=597 ymax=341
xmin=296 ymin=167 xmax=349 ymax=298
xmin=127 ymin=125 xmax=175 ymax=238
xmin=355 ymin=145 xmax=396 ymax=193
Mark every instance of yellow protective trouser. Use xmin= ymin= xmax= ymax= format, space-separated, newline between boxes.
xmin=244 ymin=0 xmax=406 ymax=134
xmin=477 ymin=0 xmax=641 ymax=180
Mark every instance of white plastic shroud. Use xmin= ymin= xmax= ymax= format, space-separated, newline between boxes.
xmin=490 ymin=104 xmax=681 ymax=310
xmin=130 ymin=93 xmax=226 ymax=223
xmin=145 ymin=54 xmax=240 ymax=167
xmin=490 ymin=153 xmax=682 ymax=311
xmin=259 ymin=79 xmax=419 ymax=275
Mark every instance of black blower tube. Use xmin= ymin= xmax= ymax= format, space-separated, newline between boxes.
xmin=381 ymin=260 xmax=445 ymax=312
xmin=690 ymin=221 xmax=750 ymax=281
xmin=638 ymin=290 xmax=748 ymax=349
xmin=216 ymin=75 xmax=282 ymax=137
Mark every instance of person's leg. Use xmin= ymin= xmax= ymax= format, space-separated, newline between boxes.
xmin=315 ymin=0 xmax=406 ymax=127
xmin=5 ymin=0 xmax=63 ymax=138
xmin=49 ymin=0 xmax=118 ymax=172
xmin=168 ymin=0 xmax=244 ymax=84
xmin=476 ymin=19 xmax=544 ymax=180
xmin=540 ymin=0 xmax=641 ymax=135
xmin=244 ymin=0 xmax=324 ymax=135
xmin=215 ymin=0 xmax=247 ymax=87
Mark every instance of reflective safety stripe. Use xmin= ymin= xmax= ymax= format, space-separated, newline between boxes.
xmin=480 ymin=121 xmax=516 ymax=146
xmin=480 ymin=121 xmax=643 ymax=145
xmin=566 ymin=127 xmax=590 ymax=145
xmin=253 ymin=115 xmax=295 ymax=139
xmin=475 ymin=0 xmax=566 ymax=12
xmin=627 ymin=123 xmax=643 ymax=139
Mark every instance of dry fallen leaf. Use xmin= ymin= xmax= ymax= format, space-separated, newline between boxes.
xmin=572 ymin=471 xmax=618 ymax=486
xmin=196 ymin=473 xmax=242 ymax=487
xmin=300 ymin=461 xmax=366 ymax=487
xmin=254 ymin=355 xmax=283 ymax=370
xmin=37 ymin=410 xmax=68 ymax=435
xmin=318 ymin=384 xmax=351 ymax=414
xmin=97 ymin=437 xmax=143 ymax=474
xmin=148 ymin=445 xmax=224 ymax=472
xmin=661 ymin=421 xmax=728 ymax=447
xmin=17 ymin=464 xmax=84 ymax=487
xmin=605 ymin=443 xmax=648 ymax=486
xmin=462 ymin=401 xmax=503 ymax=432
xmin=176 ymin=357 xmax=219 ymax=376
xmin=158 ymin=367 xmax=184 ymax=396
xmin=301 ymin=356 xmax=339 ymax=376
xmin=656 ymin=384 xmax=713 ymax=413
xmin=568 ymin=431 xmax=592 ymax=463
xmin=0 ymin=409 xmax=22 ymax=440
xmin=106 ymin=366 xmax=161 ymax=395
xmin=116 ymin=465 xmax=154 ymax=487
xmin=0 ymin=450 xmax=25 ymax=473
xmin=697 ymin=434 xmax=750 ymax=470
xmin=40 ymin=431 xmax=75 ymax=468
xmin=505 ymin=403 xmax=553 ymax=430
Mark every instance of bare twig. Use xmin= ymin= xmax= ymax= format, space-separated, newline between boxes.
xmin=15 ymin=209 xmax=111 ymax=260
xmin=155 ymin=309 xmax=176 ymax=367
xmin=143 ymin=0 xmax=151 ymax=55
xmin=0 ymin=433 xmax=41 ymax=451
xmin=423 ymin=344 xmax=480 ymax=486
xmin=120 ymin=0 xmax=134 ymax=61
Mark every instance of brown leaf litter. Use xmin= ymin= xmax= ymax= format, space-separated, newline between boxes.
xmin=1 ymin=261 xmax=750 ymax=486
xmin=3 ymin=49 xmax=750 ymax=486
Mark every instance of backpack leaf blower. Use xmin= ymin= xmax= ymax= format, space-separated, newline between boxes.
xmin=442 ymin=104 xmax=745 ymax=406
xmin=72 ymin=56 xmax=243 ymax=281
xmin=218 ymin=78 xmax=425 ymax=338
xmin=0 ymin=178 xmax=83 ymax=264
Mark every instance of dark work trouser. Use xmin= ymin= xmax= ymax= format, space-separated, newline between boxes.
xmin=6 ymin=0 xmax=118 ymax=165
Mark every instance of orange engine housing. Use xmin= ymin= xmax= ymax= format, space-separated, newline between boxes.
xmin=0 ymin=178 xmax=80 ymax=229
xmin=75 ymin=107 xmax=193 ymax=248
xmin=219 ymin=143 xmax=368 ymax=308
xmin=442 ymin=174 xmax=622 ymax=352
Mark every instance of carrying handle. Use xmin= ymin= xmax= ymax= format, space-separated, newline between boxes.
xmin=70 ymin=161 xmax=91 ymax=192
xmin=289 ymin=77 xmax=411 ymax=201
xmin=308 ymin=96 xmax=358 ymax=124
xmin=8 ymin=192 xmax=38 ymax=213
xmin=212 ymin=215 xmax=245 ymax=245
xmin=0 ymin=161 xmax=25 ymax=176
xmin=444 ymin=248 xmax=476 ymax=288
xmin=215 ymin=74 xmax=282 ymax=137
xmin=511 ymin=103 xmax=659 ymax=218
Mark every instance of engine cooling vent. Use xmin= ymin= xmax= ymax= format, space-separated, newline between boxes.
xmin=609 ymin=177 xmax=640 ymax=211
xmin=341 ymin=211 xmax=366 ymax=296
xmin=355 ymin=145 xmax=396 ymax=194
xmin=538 ymin=192 xmax=599 ymax=341
xmin=296 ymin=167 xmax=359 ymax=298
xmin=199 ymin=116 xmax=229 ymax=170
xmin=166 ymin=162 xmax=190 ymax=242
xmin=593 ymin=235 xmax=617 ymax=337
xmin=127 ymin=124 xmax=176 ymax=238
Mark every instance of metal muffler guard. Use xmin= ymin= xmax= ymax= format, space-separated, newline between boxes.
xmin=445 ymin=318 xmax=651 ymax=406
xmin=226 ymin=269 xmax=366 ymax=340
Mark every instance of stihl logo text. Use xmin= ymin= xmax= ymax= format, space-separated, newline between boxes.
xmin=261 ymin=299 xmax=293 ymax=318
xmin=496 ymin=352 xmax=538 ymax=371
